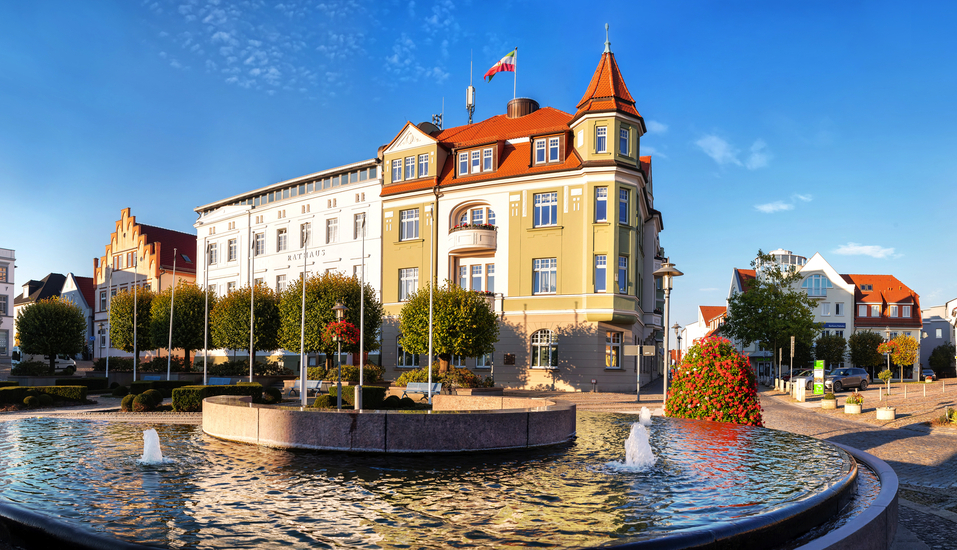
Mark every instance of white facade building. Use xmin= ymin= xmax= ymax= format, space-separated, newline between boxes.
xmin=0 ymin=248 xmax=14 ymax=375
xmin=193 ymin=158 xmax=382 ymax=363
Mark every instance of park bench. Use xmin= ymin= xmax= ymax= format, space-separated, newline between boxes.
xmin=401 ymin=382 xmax=442 ymax=400
xmin=287 ymin=380 xmax=331 ymax=397
xmin=208 ymin=377 xmax=232 ymax=386
xmin=142 ymin=374 xmax=163 ymax=381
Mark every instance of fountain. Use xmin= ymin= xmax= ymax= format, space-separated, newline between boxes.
xmin=622 ymin=422 xmax=655 ymax=469
xmin=139 ymin=428 xmax=166 ymax=465
xmin=639 ymin=406 xmax=653 ymax=426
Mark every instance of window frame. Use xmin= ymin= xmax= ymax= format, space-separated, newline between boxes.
xmin=618 ymin=188 xmax=629 ymax=225
xmin=533 ymin=192 xmax=558 ymax=227
xmin=596 ymin=126 xmax=607 ymax=153
xmin=486 ymin=263 xmax=495 ymax=293
xmin=530 ymin=329 xmax=558 ymax=368
xmin=606 ymin=331 xmax=622 ymax=369
xmin=618 ymin=256 xmax=628 ymax=293
xmin=277 ymin=228 xmax=288 ymax=252
xmin=595 ymin=255 xmax=607 ymax=293
xmin=354 ymin=213 xmax=366 ymax=240
xmin=325 ymin=218 xmax=338 ymax=244
xmin=209 ymin=243 xmax=218 ymax=264
xmin=228 ymin=238 xmax=238 ymax=261
xmin=399 ymin=209 xmax=419 ymax=241
xmin=619 ymin=127 xmax=629 ymax=156
xmin=458 ymin=152 xmax=468 ymax=175
xmin=548 ymin=137 xmax=560 ymax=162
xmin=470 ymin=150 xmax=481 ymax=173
xmin=483 ymin=148 xmax=493 ymax=171
xmin=405 ymin=156 xmax=416 ymax=180
xmin=533 ymin=258 xmax=557 ymax=295
xmin=595 ymin=187 xmax=608 ymax=222
xmin=399 ymin=268 xmax=418 ymax=301
xmin=418 ymin=153 xmax=429 ymax=177
xmin=392 ymin=159 xmax=403 ymax=182
xmin=535 ymin=139 xmax=546 ymax=164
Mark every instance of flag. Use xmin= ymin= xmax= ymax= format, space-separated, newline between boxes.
xmin=484 ymin=49 xmax=516 ymax=82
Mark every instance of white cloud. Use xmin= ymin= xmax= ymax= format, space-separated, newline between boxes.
xmin=641 ymin=146 xmax=668 ymax=159
xmin=646 ymin=120 xmax=668 ymax=134
xmin=794 ymin=194 xmax=813 ymax=202
xmin=745 ymin=139 xmax=770 ymax=169
xmin=695 ymin=135 xmax=741 ymax=166
xmin=754 ymin=201 xmax=794 ymax=213
xmin=833 ymin=242 xmax=896 ymax=259
xmin=699 ymin=287 xmax=719 ymax=292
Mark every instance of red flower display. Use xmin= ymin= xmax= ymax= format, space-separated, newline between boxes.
xmin=322 ymin=321 xmax=359 ymax=347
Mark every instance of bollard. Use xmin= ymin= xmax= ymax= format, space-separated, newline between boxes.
xmin=904 ymin=384 xmax=907 ymax=399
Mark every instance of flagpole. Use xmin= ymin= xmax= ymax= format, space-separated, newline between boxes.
xmin=166 ymin=248 xmax=177 ymax=380
xmin=513 ymin=47 xmax=517 ymax=100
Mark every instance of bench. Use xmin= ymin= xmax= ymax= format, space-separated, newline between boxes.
xmin=401 ymin=382 xmax=442 ymax=400
xmin=287 ymin=380 xmax=332 ymax=397
xmin=208 ymin=377 xmax=232 ymax=386
xmin=143 ymin=374 xmax=163 ymax=381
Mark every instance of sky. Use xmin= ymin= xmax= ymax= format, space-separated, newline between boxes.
xmin=2 ymin=0 xmax=956 ymax=329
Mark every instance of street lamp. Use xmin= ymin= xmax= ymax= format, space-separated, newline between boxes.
xmin=653 ymin=261 xmax=684 ymax=411
xmin=672 ymin=323 xmax=681 ymax=367
xmin=885 ymin=326 xmax=891 ymax=383
xmin=333 ymin=301 xmax=349 ymax=410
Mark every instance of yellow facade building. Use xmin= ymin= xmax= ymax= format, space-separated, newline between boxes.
xmin=379 ymin=47 xmax=664 ymax=392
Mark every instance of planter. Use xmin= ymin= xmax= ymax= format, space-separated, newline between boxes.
xmin=844 ymin=403 xmax=862 ymax=414
xmin=454 ymin=387 xmax=504 ymax=396
xmin=876 ymin=407 xmax=896 ymax=421
xmin=821 ymin=399 xmax=837 ymax=410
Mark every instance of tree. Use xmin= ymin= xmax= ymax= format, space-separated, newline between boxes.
xmin=814 ymin=333 xmax=847 ymax=369
xmin=929 ymin=344 xmax=956 ymax=378
xmin=109 ymin=288 xmax=155 ymax=366
xmin=721 ymin=250 xmax=821 ymax=377
xmin=277 ymin=272 xmax=383 ymax=370
xmin=848 ymin=331 xmax=884 ymax=371
xmin=879 ymin=334 xmax=919 ymax=381
xmin=15 ymin=297 xmax=86 ymax=374
xmin=210 ymin=283 xmax=279 ymax=366
xmin=398 ymin=282 xmax=499 ymax=374
xmin=150 ymin=281 xmax=216 ymax=368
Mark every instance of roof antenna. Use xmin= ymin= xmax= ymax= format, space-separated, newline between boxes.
xmin=467 ymin=50 xmax=476 ymax=125
xmin=604 ymin=23 xmax=611 ymax=53
xmin=431 ymin=97 xmax=444 ymax=130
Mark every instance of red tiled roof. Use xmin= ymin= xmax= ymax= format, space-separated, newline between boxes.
xmin=139 ymin=224 xmax=197 ymax=273
xmin=575 ymin=52 xmax=640 ymax=119
xmin=841 ymin=274 xmax=921 ymax=328
xmin=735 ymin=269 xmax=757 ymax=291
xmin=433 ymin=107 xmax=573 ymax=148
xmin=700 ymin=305 xmax=727 ymax=324
xmin=74 ymin=276 xmax=95 ymax=310
xmin=639 ymin=155 xmax=651 ymax=174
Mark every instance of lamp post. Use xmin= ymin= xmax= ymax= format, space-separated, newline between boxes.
xmin=653 ymin=261 xmax=684 ymax=411
xmin=672 ymin=323 xmax=681 ymax=367
xmin=333 ymin=302 xmax=348 ymax=410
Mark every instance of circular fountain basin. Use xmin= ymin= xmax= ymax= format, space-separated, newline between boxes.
xmin=0 ymin=413 xmax=888 ymax=549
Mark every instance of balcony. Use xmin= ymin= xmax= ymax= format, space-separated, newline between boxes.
xmin=448 ymin=225 xmax=497 ymax=255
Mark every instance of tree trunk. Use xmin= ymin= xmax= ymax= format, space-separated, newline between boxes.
xmin=48 ymin=355 xmax=56 ymax=376
xmin=185 ymin=349 xmax=192 ymax=371
xmin=438 ymin=353 xmax=451 ymax=374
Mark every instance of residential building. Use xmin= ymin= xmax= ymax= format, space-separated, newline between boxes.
xmin=378 ymin=44 xmax=664 ymax=391
xmin=0 ymin=248 xmax=14 ymax=375
xmin=193 ymin=159 xmax=382 ymax=365
xmin=13 ymin=273 xmax=67 ymax=342
xmin=679 ymin=305 xmax=726 ymax=354
xmin=921 ymin=305 xmax=954 ymax=373
xmin=724 ymin=266 xmax=775 ymax=379
xmin=92 ymin=208 xmax=196 ymax=361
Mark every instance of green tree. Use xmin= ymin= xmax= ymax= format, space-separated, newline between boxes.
xmin=109 ymin=287 xmax=155 ymax=366
xmin=888 ymin=334 xmax=919 ymax=380
xmin=150 ymin=281 xmax=216 ymax=368
xmin=15 ymin=297 xmax=86 ymax=374
xmin=848 ymin=331 xmax=885 ymax=371
xmin=721 ymin=250 xmax=821 ymax=376
xmin=398 ymin=282 xmax=499 ymax=374
xmin=277 ymin=272 xmax=383 ymax=370
xmin=928 ymin=343 xmax=956 ymax=378
xmin=210 ymin=283 xmax=279 ymax=366
xmin=814 ymin=333 xmax=847 ymax=369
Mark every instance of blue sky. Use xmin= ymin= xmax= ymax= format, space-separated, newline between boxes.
xmin=2 ymin=0 xmax=956 ymax=329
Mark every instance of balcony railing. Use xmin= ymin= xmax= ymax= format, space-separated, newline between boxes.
xmin=0 ymin=248 xmax=14 ymax=260
xmin=448 ymin=225 xmax=497 ymax=255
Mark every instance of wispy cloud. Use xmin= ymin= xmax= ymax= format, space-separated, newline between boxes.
xmin=833 ymin=242 xmax=896 ymax=259
xmin=646 ymin=120 xmax=668 ymax=134
xmin=641 ymin=145 xmax=668 ymax=159
xmin=697 ymin=134 xmax=771 ymax=170
xmin=699 ymin=287 xmax=719 ymax=292
xmin=794 ymin=194 xmax=812 ymax=202
xmin=753 ymin=193 xmax=813 ymax=214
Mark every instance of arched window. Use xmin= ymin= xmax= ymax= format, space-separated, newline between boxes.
xmin=801 ymin=274 xmax=833 ymax=297
xmin=531 ymin=329 xmax=558 ymax=368
xmin=455 ymin=205 xmax=496 ymax=228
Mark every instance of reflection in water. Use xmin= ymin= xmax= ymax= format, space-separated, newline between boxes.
xmin=0 ymin=413 xmax=855 ymax=549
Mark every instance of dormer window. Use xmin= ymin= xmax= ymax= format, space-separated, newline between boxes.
xmin=458 ymin=152 xmax=468 ymax=175
xmin=533 ymin=135 xmax=564 ymax=166
xmin=456 ymin=146 xmax=498 ymax=177
xmin=860 ymin=284 xmax=873 ymax=291
xmin=471 ymin=150 xmax=481 ymax=173
xmin=548 ymin=137 xmax=560 ymax=162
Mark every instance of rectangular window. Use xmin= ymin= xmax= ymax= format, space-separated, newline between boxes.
xmin=596 ymin=126 xmax=607 ymax=153
xmin=835 ymin=302 xmax=843 ymax=316
xmin=619 ymin=127 xmax=629 ymax=155
xmin=483 ymin=148 xmax=493 ymax=171
xmin=399 ymin=209 xmax=419 ymax=240
xmin=458 ymin=152 xmax=468 ymax=175
xmin=254 ymin=233 xmax=265 ymax=256
xmin=299 ymin=224 xmax=310 ymax=248
xmin=399 ymin=268 xmax=418 ymax=301
xmin=276 ymin=275 xmax=286 ymax=292
xmin=326 ymin=218 xmax=338 ymax=244
xmin=606 ymin=331 xmax=622 ymax=369
xmin=392 ymin=159 xmax=402 ymax=181
xmin=0 ymin=295 xmax=7 ymax=316
xmin=471 ymin=265 xmax=483 ymax=291
xmin=533 ymin=192 xmax=558 ymax=227
xmin=836 ymin=330 xmax=844 ymax=339
xmin=471 ymin=150 xmax=481 ymax=173
xmin=890 ymin=305 xmax=898 ymax=318
xmin=398 ymin=341 xmax=419 ymax=367
xmin=0 ymin=330 xmax=7 ymax=356
xmin=227 ymin=238 xmax=237 ymax=261
xmin=937 ymin=328 xmax=943 ymax=339
xmin=595 ymin=255 xmax=607 ymax=292
xmin=471 ymin=208 xmax=484 ymax=225
xmin=871 ymin=305 xmax=881 ymax=317
xmin=596 ymin=187 xmax=607 ymax=222
xmin=822 ymin=303 xmax=831 ymax=316
xmin=619 ymin=189 xmax=629 ymax=225
xmin=618 ymin=256 xmax=628 ymax=293
xmin=477 ymin=353 xmax=492 ymax=369
xmin=277 ymin=228 xmax=288 ymax=252
xmin=405 ymin=156 xmax=415 ymax=180
xmin=459 ymin=266 xmax=467 ymax=289
xmin=486 ymin=264 xmax=495 ymax=293
xmin=418 ymin=153 xmax=429 ymax=177
xmin=0 ymin=264 xmax=6 ymax=282
xmin=548 ymin=137 xmax=560 ymax=162
xmin=535 ymin=139 xmax=546 ymax=163
xmin=858 ymin=304 xmax=867 ymax=317
xmin=227 ymin=281 xmax=237 ymax=293
xmin=533 ymin=258 xmax=557 ymax=294
xmin=902 ymin=306 xmax=911 ymax=317
xmin=354 ymin=213 xmax=366 ymax=239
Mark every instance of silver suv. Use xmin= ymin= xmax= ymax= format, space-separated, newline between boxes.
xmin=825 ymin=368 xmax=870 ymax=392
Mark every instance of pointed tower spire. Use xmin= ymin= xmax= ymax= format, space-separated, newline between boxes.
xmin=604 ymin=23 xmax=611 ymax=53
xmin=573 ymin=47 xmax=641 ymax=122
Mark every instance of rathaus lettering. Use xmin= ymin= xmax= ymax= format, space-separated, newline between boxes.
xmin=287 ymin=250 xmax=326 ymax=261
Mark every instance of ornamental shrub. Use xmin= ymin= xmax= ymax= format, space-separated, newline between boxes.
xmin=383 ymin=395 xmax=401 ymax=409
xmin=171 ymin=383 xmax=264 ymax=412
xmin=11 ymin=361 xmax=51 ymax=376
xmin=38 ymin=393 xmax=54 ymax=407
xmin=340 ymin=364 xmax=384 ymax=383
xmin=132 ymin=393 xmax=154 ymax=412
xmin=121 ymin=394 xmax=136 ymax=412
xmin=312 ymin=394 xmax=337 ymax=409
xmin=261 ymin=387 xmax=283 ymax=404
xmin=23 ymin=396 xmax=38 ymax=408
xmin=329 ymin=386 xmax=386 ymax=409
xmin=665 ymin=336 xmax=763 ymax=427
xmin=143 ymin=389 xmax=164 ymax=407
xmin=112 ymin=385 xmax=130 ymax=397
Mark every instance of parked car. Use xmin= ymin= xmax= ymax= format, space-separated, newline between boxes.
xmin=791 ymin=369 xmax=820 ymax=390
xmin=922 ymin=369 xmax=937 ymax=381
xmin=825 ymin=368 xmax=870 ymax=392
xmin=10 ymin=347 xmax=77 ymax=374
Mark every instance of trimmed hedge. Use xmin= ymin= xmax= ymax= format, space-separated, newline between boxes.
xmin=172 ymin=383 xmax=263 ymax=412
xmin=128 ymin=380 xmax=191 ymax=398
xmin=0 ymin=386 xmax=87 ymax=404
xmin=0 ymin=381 xmax=18 ymax=388
xmin=329 ymin=386 xmax=386 ymax=409
xmin=56 ymin=377 xmax=108 ymax=391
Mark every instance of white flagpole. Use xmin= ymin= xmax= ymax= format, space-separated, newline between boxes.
xmin=513 ymin=47 xmax=517 ymax=100
xmin=167 ymin=248 xmax=177 ymax=380
xmin=133 ymin=255 xmax=138 ymax=381
xmin=106 ymin=266 xmax=112 ymax=379
xmin=300 ymin=237 xmax=308 ymax=407
xmin=358 ymin=215 xmax=366 ymax=410
xmin=203 ymin=239 xmax=209 ymax=385
xmin=427 ymin=210 xmax=434 ymax=405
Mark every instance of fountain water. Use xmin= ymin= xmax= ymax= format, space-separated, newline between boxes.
xmin=139 ymin=428 xmax=166 ymax=464
xmin=638 ymin=406 xmax=652 ymax=426
xmin=623 ymin=422 xmax=655 ymax=469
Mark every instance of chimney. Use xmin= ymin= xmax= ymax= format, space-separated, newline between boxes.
xmin=507 ymin=97 xmax=539 ymax=118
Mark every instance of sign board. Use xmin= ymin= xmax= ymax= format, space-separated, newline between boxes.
xmin=624 ymin=345 xmax=657 ymax=357
xmin=823 ymin=323 xmax=846 ymax=329
xmin=813 ymin=359 xmax=825 ymax=395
